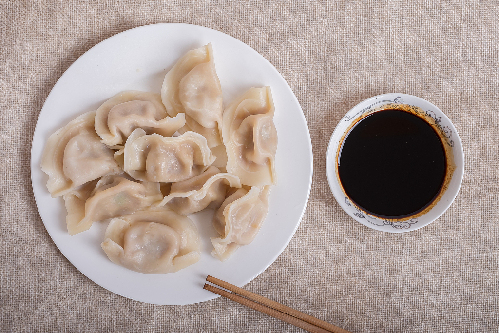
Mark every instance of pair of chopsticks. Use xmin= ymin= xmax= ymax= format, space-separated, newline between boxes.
xmin=204 ymin=276 xmax=351 ymax=333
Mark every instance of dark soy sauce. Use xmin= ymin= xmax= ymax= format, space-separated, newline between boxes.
xmin=338 ymin=109 xmax=447 ymax=218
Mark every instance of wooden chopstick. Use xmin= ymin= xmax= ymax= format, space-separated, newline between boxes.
xmin=204 ymin=275 xmax=351 ymax=333
xmin=203 ymin=283 xmax=331 ymax=333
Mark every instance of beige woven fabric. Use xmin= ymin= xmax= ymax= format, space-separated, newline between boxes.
xmin=2 ymin=1 xmax=498 ymax=332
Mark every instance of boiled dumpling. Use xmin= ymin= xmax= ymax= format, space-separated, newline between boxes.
xmin=123 ymin=128 xmax=215 ymax=183
xmin=161 ymin=43 xmax=223 ymax=147
xmin=95 ymin=91 xmax=186 ymax=146
xmin=222 ymin=87 xmax=277 ymax=187
xmin=211 ymin=186 xmax=271 ymax=261
xmin=41 ymin=111 xmax=121 ymax=197
xmin=101 ymin=208 xmax=201 ymax=274
xmin=157 ymin=166 xmax=241 ymax=215
xmin=63 ymin=175 xmax=162 ymax=235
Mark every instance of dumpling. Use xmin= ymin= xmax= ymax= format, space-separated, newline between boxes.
xmin=41 ymin=111 xmax=121 ymax=197
xmin=123 ymin=128 xmax=215 ymax=183
xmin=161 ymin=43 xmax=223 ymax=147
xmin=63 ymin=175 xmax=162 ymax=235
xmin=157 ymin=166 xmax=241 ymax=215
xmin=95 ymin=91 xmax=186 ymax=146
xmin=211 ymin=186 xmax=271 ymax=261
xmin=101 ymin=209 xmax=201 ymax=274
xmin=222 ymin=87 xmax=277 ymax=186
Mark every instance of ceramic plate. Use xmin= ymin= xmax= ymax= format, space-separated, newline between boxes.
xmin=31 ymin=23 xmax=313 ymax=305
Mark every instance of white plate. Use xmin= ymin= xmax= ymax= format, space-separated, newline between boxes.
xmin=31 ymin=23 xmax=313 ymax=305
xmin=326 ymin=94 xmax=463 ymax=233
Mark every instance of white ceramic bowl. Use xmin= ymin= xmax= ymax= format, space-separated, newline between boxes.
xmin=326 ymin=93 xmax=464 ymax=233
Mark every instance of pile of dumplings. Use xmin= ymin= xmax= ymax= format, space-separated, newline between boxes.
xmin=40 ymin=44 xmax=278 ymax=274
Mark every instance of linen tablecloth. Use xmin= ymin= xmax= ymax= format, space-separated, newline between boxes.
xmin=2 ymin=1 xmax=498 ymax=332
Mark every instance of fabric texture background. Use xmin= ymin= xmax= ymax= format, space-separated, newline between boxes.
xmin=1 ymin=1 xmax=498 ymax=332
